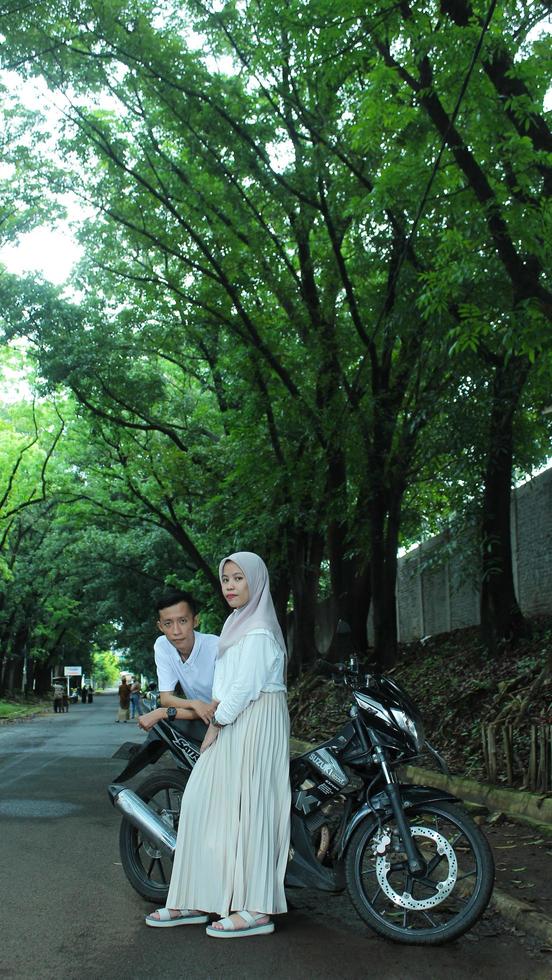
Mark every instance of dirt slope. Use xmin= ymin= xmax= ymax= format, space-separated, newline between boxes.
xmin=289 ymin=616 xmax=552 ymax=784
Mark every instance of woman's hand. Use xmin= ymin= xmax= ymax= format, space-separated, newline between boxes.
xmin=138 ymin=708 xmax=164 ymax=731
xmin=200 ymin=723 xmax=220 ymax=753
xmin=191 ymin=699 xmax=218 ymax=725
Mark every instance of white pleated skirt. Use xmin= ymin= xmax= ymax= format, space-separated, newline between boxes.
xmin=166 ymin=691 xmax=291 ymax=916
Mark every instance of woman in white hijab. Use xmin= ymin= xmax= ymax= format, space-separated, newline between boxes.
xmin=145 ymin=551 xmax=290 ymax=938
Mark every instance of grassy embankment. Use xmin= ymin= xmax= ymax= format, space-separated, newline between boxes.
xmin=0 ymin=696 xmax=52 ymax=721
xmin=0 ymin=690 xmax=109 ymax=721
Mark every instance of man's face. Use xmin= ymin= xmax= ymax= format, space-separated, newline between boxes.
xmin=157 ymin=600 xmax=198 ymax=653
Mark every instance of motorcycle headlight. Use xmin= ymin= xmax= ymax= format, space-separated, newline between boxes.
xmin=391 ymin=709 xmax=425 ymax=752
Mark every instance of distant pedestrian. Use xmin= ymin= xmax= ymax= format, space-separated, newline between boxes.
xmin=117 ymin=678 xmax=131 ymax=722
xmin=80 ymin=685 xmax=87 ymax=704
xmin=87 ymin=687 xmax=94 ymax=704
xmin=53 ymin=682 xmax=64 ymax=713
xmin=130 ymin=680 xmax=144 ymax=719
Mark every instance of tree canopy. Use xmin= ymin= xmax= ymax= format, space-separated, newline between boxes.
xmin=0 ymin=0 xmax=550 ymax=686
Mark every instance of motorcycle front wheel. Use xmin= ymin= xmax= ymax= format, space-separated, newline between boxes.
xmin=345 ymin=800 xmax=494 ymax=945
xmin=119 ymin=768 xmax=188 ymax=902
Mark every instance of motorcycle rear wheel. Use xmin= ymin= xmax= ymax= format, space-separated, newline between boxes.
xmin=119 ymin=768 xmax=188 ymax=902
xmin=345 ymin=800 xmax=494 ymax=945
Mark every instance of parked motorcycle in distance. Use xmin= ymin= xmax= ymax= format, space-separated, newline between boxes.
xmin=108 ymin=657 xmax=494 ymax=945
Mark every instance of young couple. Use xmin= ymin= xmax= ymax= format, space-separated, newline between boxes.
xmin=139 ymin=551 xmax=290 ymax=939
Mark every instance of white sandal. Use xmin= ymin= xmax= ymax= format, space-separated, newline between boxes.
xmin=145 ymin=908 xmax=209 ymax=928
xmin=206 ymin=910 xmax=274 ymax=938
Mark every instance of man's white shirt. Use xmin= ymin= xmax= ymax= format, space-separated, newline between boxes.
xmin=154 ymin=632 xmax=218 ymax=703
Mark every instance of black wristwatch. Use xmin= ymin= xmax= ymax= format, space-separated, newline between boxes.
xmin=166 ymin=707 xmax=177 ymax=721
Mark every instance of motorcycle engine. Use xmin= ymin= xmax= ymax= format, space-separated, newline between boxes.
xmin=306 ymin=797 xmax=346 ymax=862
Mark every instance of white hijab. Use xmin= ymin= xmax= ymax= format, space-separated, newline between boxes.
xmin=218 ymin=551 xmax=287 ymax=657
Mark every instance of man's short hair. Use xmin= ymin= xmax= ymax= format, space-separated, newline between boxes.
xmin=156 ymin=589 xmax=199 ymax=618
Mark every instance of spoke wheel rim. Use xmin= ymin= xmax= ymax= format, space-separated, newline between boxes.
xmin=131 ymin=785 xmax=183 ymax=886
xmin=356 ymin=808 xmax=483 ymax=937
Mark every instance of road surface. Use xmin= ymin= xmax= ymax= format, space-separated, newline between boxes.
xmin=0 ymin=695 xmax=549 ymax=979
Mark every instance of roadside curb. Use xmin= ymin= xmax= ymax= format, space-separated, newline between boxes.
xmin=490 ymin=885 xmax=552 ymax=945
xmin=0 ymin=709 xmax=52 ymax=726
xmin=403 ymin=765 xmax=552 ymax=827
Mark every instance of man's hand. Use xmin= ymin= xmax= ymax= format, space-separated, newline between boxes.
xmin=138 ymin=708 xmax=164 ymax=731
xmin=191 ymin=699 xmax=218 ymax=724
xmin=200 ymin=723 xmax=220 ymax=754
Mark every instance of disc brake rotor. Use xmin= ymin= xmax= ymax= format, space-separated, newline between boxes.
xmin=375 ymin=825 xmax=458 ymax=910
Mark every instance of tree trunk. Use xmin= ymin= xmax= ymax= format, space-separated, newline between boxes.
xmin=34 ymin=661 xmax=53 ymax=696
xmin=480 ymin=354 xmax=531 ymax=651
xmin=328 ymin=550 xmax=371 ymax=655
xmin=1 ymin=624 xmax=29 ymax=695
xmin=3 ymin=655 xmax=24 ymax=695
xmin=270 ymin=568 xmax=291 ymax=651
xmin=25 ymin=656 xmax=36 ymax=695
xmin=371 ymin=488 xmax=402 ymax=669
xmin=287 ymin=530 xmax=324 ymax=676
xmin=348 ymin=560 xmax=372 ymax=654
xmin=0 ymin=612 xmax=16 ymax=694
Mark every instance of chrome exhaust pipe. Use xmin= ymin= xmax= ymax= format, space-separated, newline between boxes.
xmin=108 ymin=783 xmax=177 ymax=858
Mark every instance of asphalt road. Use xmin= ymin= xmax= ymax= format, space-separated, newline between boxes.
xmin=0 ymin=695 xmax=549 ymax=980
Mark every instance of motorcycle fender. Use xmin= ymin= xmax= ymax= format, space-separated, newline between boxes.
xmin=339 ymin=783 xmax=459 ymax=857
xmin=338 ymin=803 xmax=379 ymax=858
xmin=399 ymin=783 xmax=459 ymax=809
xmin=112 ymin=734 xmax=167 ymax=782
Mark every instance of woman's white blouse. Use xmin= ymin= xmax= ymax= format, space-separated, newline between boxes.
xmin=213 ymin=628 xmax=286 ymax=726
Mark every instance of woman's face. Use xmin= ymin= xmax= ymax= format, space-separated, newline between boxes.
xmin=221 ymin=560 xmax=250 ymax=609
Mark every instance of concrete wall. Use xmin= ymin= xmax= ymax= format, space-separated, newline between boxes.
xmin=370 ymin=466 xmax=552 ymax=644
xmin=512 ymin=469 xmax=552 ymax=617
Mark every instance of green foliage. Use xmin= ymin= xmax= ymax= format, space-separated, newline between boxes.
xmin=91 ymin=649 xmax=120 ymax=690
xmin=0 ymin=0 xmax=550 ymax=669
xmin=0 ymin=698 xmax=50 ymax=719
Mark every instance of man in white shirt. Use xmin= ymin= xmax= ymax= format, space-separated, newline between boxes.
xmin=153 ymin=589 xmax=218 ymax=728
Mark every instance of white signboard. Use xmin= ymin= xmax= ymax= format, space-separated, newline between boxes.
xmin=64 ymin=666 xmax=82 ymax=676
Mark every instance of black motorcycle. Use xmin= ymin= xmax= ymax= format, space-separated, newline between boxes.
xmin=108 ymin=665 xmax=494 ymax=945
